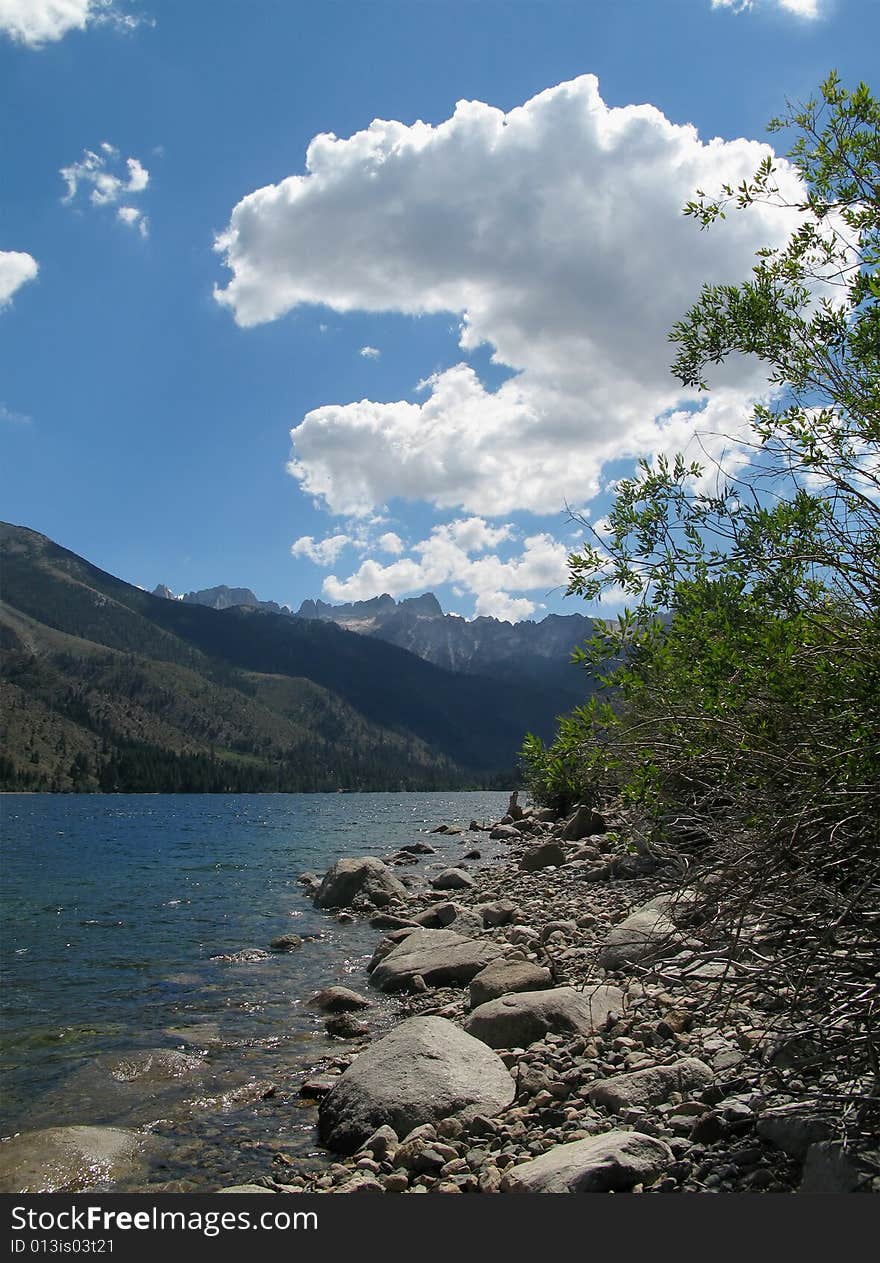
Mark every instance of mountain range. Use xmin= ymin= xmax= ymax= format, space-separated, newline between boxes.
xmin=1 ymin=523 xmax=594 ymax=794
xmin=154 ymin=583 xmax=596 ymax=691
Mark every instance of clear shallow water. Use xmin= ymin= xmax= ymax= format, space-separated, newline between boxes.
xmin=0 ymin=792 xmax=508 ymax=1189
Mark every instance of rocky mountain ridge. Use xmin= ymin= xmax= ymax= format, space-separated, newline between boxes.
xmin=153 ymin=585 xmax=596 ymax=693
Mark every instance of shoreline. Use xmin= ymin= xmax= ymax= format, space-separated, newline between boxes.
xmin=229 ymin=795 xmax=877 ymax=1195
xmin=1 ymin=792 xmax=874 ymax=1195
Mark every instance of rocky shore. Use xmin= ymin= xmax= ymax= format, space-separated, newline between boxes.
xmin=225 ymin=794 xmax=879 ymax=1196
xmin=2 ymin=793 xmax=875 ymax=1196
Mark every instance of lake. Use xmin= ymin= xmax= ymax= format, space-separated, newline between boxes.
xmin=0 ymin=791 xmax=509 ymax=1190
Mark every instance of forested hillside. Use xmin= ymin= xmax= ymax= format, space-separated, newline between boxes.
xmin=0 ymin=523 xmax=579 ymax=792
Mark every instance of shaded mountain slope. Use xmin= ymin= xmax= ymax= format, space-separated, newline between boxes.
xmin=0 ymin=524 xmax=583 ymax=790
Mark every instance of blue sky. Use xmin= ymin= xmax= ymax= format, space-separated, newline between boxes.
xmin=1 ymin=0 xmax=876 ymax=621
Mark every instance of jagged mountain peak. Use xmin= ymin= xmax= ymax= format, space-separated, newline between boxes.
xmin=295 ymin=588 xmax=595 ymax=683
xmin=153 ymin=583 xmax=289 ymax=615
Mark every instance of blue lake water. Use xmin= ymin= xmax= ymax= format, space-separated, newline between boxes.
xmin=0 ymin=791 xmax=509 ymax=1190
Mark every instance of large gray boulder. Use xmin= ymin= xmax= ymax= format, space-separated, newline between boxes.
xmin=318 ymin=1017 xmax=515 ymax=1154
xmin=369 ymin=929 xmax=503 ymax=993
xmin=477 ymin=900 xmax=519 ymax=927
xmin=0 ymin=1126 xmax=161 ymax=1193
xmin=431 ymin=868 xmax=476 ymax=891
xmin=519 ymin=842 xmax=567 ymax=872
xmin=597 ymin=893 xmax=690 ymax=970
xmin=489 ymin=825 xmax=520 ymax=840
xmin=589 ymin=1058 xmax=714 ymax=1112
xmin=314 ymin=857 xmax=408 ymax=910
xmin=469 ymin=959 xmax=553 ymax=1008
xmin=465 ymin=984 xmax=624 ymax=1049
xmin=500 ymin=1130 xmax=672 ymax=1193
xmin=561 ymin=804 xmax=606 ymax=841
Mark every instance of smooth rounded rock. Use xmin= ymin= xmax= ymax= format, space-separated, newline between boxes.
xmin=314 ymin=857 xmax=408 ymax=910
xmin=469 ymin=960 xmax=554 ymax=1008
xmin=318 ymin=1016 xmax=516 ymax=1155
xmin=520 ymin=842 xmax=567 ymax=872
xmin=414 ymin=902 xmax=484 ymax=935
xmin=0 ymin=1126 xmax=161 ymax=1194
xmin=464 ymin=985 xmax=624 ymax=1049
xmin=431 ymin=868 xmax=476 ymax=891
xmin=589 ymin=1058 xmax=714 ymax=1112
xmin=597 ymin=894 xmax=692 ymax=971
xmin=216 ymin=1184 xmax=274 ymax=1194
xmin=370 ymin=929 xmax=503 ymax=993
xmin=308 ymin=986 xmax=372 ymax=1013
xmin=500 ymin=1130 xmax=672 ymax=1192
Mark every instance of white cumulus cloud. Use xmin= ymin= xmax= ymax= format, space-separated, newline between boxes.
xmin=711 ymin=0 xmax=820 ymax=17
xmin=358 ymin=345 xmax=381 ymax=359
xmin=290 ymin=533 xmax=352 ymax=565
xmin=61 ymin=146 xmax=150 ymax=233
xmin=377 ymin=531 xmax=405 ymax=555
xmin=322 ymin=518 xmax=570 ymax=621
xmin=117 ymin=205 xmax=147 ymax=236
xmin=216 ymin=75 xmax=802 ymax=521
xmin=0 ymin=249 xmax=38 ymax=308
xmin=0 ymin=1 xmax=140 ymax=48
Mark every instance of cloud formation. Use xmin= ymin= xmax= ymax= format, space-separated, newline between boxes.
xmin=358 ymin=345 xmax=381 ymax=359
xmin=0 ymin=0 xmax=139 ymax=48
xmin=0 ymin=402 xmax=31 ymax=424
xmin=61 ymin=143 xmax=150 ymax=235
xmin=290 ymin=533 xmax=352 ymax=565
xmin=321 ymin=518 xmax=568 ymax=621
xmin=216 ymin=75 xmax=802 ymax=524
xmin=0 ymin=249 xmax=38 ymax=308
xmin=711 ymin=0 xmax=820 ymax=17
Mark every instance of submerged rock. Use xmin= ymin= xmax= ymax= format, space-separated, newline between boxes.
xmin=309 ymin=986 xmax=372 ymax=1013
xmin=318 ymin=1016 xmax=515 ymax=1154
xmin=326 ymin=1014 xmax=370 ymax=1040
xmin=210 ymin=948 xmax=272 ymax=964
xmin=0 ymin=1125 xmax=162 ymax=1194
xmin=102 ymin=1049 xmax=205 ymax=1085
